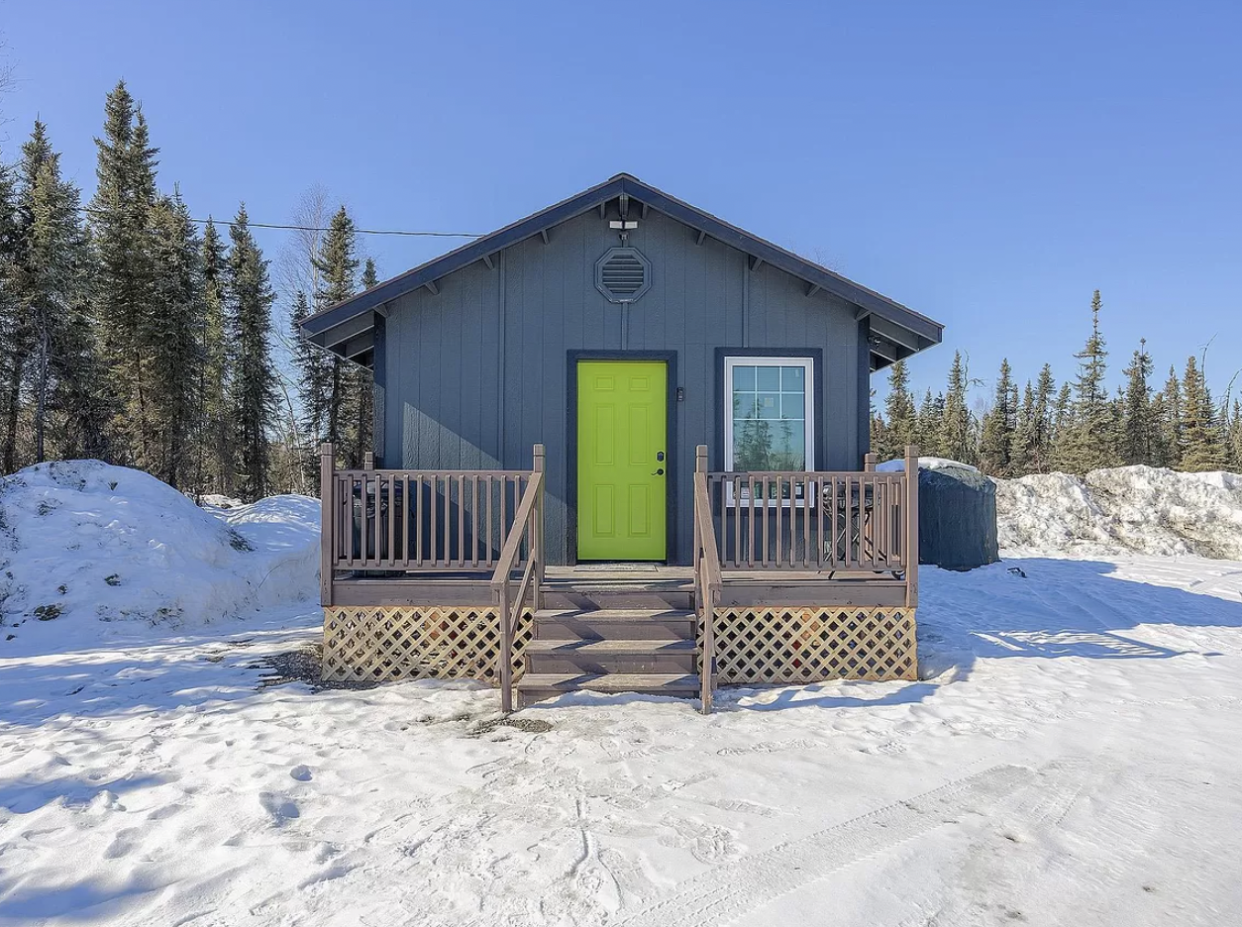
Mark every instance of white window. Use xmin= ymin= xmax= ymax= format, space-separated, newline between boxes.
xmin=723 ymin=356 xmax=815 ymax=473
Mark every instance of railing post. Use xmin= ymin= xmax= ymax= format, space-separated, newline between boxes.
xmin=499 ymin=583 xmax=513 ymax=713
xmin=864 ymin=451 xmax=876 ymax=472
xmin=363 ymin=451 xmax=374 ymax=470
xmin=694 ymin=445 xmax=707 ymax=609
xmin=532 ymin=443 xmax=545 ymax=609
xmin=904 ymin=444 xmax=919 ymax=608
xmin=319 ymin=443 xmax=335 ymax=607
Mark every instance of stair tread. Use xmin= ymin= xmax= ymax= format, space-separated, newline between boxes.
xmin=517 ymin=672 xmax=700 ymax=691
xmin=527 ymin=638 xmax=696 ymax=654
xmin=534 ymin=608 xmax=695 ymax=620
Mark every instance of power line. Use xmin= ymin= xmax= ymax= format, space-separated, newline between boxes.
xmin=77 ymin=205 xmax=485 ymax=239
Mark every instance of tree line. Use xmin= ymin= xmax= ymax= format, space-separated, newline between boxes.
xmin=872 ymin=290 xmax=1242 ymax=476
xmin=0 ymin=80 xmax=373 ymax=499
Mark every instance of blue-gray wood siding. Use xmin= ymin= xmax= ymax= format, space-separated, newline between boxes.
xmin=378 ymin=208 xmax=871 ymax=565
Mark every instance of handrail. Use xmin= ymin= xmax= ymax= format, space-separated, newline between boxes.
xmin=693 ymin=447 xmax=723 ymax=714
xmin=492 ymin=445 xmax=545 ymax=713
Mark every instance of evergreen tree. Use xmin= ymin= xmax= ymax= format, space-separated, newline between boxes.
xmin=197 ymin=219 xmax=233 ymax=494
xmin=979 ymin=358 xmax=1016 ymax=476
xmin=1226 ymin=400 xmax=1242 ymax=471
xmin=1120 ymin=339 xmax=1156 ymax=466
xmin=89 ymin=80 xmax=160 ymax=467
xmin=147 ymin=192 xmax=203 ymax=488
xmin=1180 ymin=355 xmax=1224 ymax=471
xmin=12 ymin=122 xmax=89 ymax=463
xmin=0 ymin=149 xmax=24 ymax=472
xmin=1055 ymin=290 xmax=1119 ymax=474
xmin=311 ymin=206 xmax=361 ymax=462
xmin=1010 ymin=381 xmax=1037 ymax=475
xmin=227 ymin=205 xmax=277 ymax=500
xmin=880 ymin=359 xmax=915 ymax=460
xmin=940 ymin=351 xmax=973 ymax=464
xmin=348 ymin=257 xmax=378 ymax=466
xmin=290 ymin=288 xmax=324 ymax=483
xmin=915 ymin=389 xmax=944 ymax=457
xmin=1157 ymin=365 xmax=1183 ymax=469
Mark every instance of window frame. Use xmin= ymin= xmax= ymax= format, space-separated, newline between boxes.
xmin=722 ymin=354 xmax=817 ymax=506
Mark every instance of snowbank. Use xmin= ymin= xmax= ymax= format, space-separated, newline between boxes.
xmin=996 ymin=465 xmax=1242 ymax=559
xmin=876 ymin=456 xmax=979 ymax=474
xmin=0 ymin=460 xmax=319 ymax=633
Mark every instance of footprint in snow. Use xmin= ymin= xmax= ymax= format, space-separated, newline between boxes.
xmin=290 ymin=765 xmax=312 ymax=781
xmin=259 ymin=791 xmax=300 ymax=824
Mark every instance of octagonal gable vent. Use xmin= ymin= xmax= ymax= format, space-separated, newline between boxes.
xmin=595 ymin=247 xmax=651 ymax=303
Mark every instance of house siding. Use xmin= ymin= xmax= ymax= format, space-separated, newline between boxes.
xmin=380 ymin=208 xmax=869 ymax=565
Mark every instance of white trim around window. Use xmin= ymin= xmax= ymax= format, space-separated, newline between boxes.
xmin=723 ymin=355 xmax=816 ymax=481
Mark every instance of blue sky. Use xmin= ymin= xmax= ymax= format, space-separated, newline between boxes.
xmin=3 ymin=0 xmax=1240 ymax=406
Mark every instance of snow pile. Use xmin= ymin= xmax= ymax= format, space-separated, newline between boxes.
xmin=876 ymin=456 xmax=979 ymax=473
xmin=0 ymin=460 xmax=319 ymax=632
xmin=997 ymin=465 xmax=1242 ymax=559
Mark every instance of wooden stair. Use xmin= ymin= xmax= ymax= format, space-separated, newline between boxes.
xmin=517 ymin=607 xmax=701 ymax=707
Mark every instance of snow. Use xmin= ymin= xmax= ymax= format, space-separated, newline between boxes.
xmin=3 ymin=463 xmax=1242 ymax=924
xmin=0 ymin=460 xmax=319 ymax=639
xmin=997 ymin=465 xmax=1242 ymax=560
xmin=876 ymin=456 xmax=980 ymax=473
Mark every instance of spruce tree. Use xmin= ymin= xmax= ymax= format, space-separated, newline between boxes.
xmin=89 ymin=81 xmax=160 ymax=467
xmin=227 ymin=205 xmax=277 ymax=500
xmin=1180 ymin=355 xmax=1224 ymax=471
xmin=1010 ymin=382 xmax=1037 ymax=475
xmin=0 ymin=150 xmax=24 ymax=473
xmin=12 ymin=122 xmax=89 ymax=463
xmin=1158 ymin=365 xmax=1183 ymax=469
xmin=940 ymin=351 xmax=973 ymax=464
xmin=148 ymin=192 xmax=204 ymax=488
xmin=290 ymin=288 xmax=324 ymax=483
xmin=1226 ymin=400 xmax=1242 ymax=471
xmin=348 ymin=257 xmax=378 ymax=466
xmin=880 ymin=359 xmax=916 ymax=460
xmin=198 ymin=219 xmax=233 ymax=494
xmin=311 ymin=206 xmax=360 ymax=461
xmin=1120 ymin=339 xmax=1156 ymax=466
xmin=979 ymin=358 xmax=1016 ymax=476
xmin=1056 ymin=290 xmax=1119 ymax=474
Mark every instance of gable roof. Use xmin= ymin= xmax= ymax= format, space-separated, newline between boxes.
xmin=300 ymin=173 xmax=944 ymax=370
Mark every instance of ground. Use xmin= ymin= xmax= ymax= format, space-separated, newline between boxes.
xmin=3 ymin=550 xmax=1242 ymax=926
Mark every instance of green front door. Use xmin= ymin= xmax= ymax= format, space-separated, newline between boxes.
xmin=577 ymin=360 xmax=668 ymax=561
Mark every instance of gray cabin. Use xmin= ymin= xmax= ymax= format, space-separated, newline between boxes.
xmin=300 ymin=173 xmax=943 ymax=569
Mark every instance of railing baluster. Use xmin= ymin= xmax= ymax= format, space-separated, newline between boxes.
xmin=747 ymin=475 xmax=756 ymax=568
xmin=774 ymin=476 xmax=783 ymax=567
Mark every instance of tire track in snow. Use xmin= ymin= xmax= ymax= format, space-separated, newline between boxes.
xmin=612 ymin=764 xmax=1034 ymax=927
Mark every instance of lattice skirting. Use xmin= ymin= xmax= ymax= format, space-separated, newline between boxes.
xmin=322 ymin=606 xmax=533 ymax=684
xmin=705 ymin=607 xmax=917 ymax=684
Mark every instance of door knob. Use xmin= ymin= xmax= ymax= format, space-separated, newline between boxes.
xmin=653 ymin=468 xmax=665 ymax=476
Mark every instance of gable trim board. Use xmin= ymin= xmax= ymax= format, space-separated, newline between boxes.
xmin=299 ymin=173 xmax=943 ymax=372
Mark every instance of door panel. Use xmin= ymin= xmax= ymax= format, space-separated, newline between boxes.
xmin=577 ymin=360 xmax=667 ymax=560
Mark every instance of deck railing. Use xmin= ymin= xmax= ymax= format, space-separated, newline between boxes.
xmin=318 ymin=443 xmax=544 ymax=608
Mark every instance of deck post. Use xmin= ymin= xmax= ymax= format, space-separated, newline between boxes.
xmin=363 ymin=451 xmax=374 ymax=470
xmin=533 ymin=443 xmax=545 ymax=609
xmin=904 ymin=444 xmax=919 ymax=608
xmin=864 ymin=451 xmax=877 ymax=472
xmin=319 ymin=443 xmax=335 ymax=607
xmin=499 ymin=583 xmax=513 ymax=713
xmin=694 ymin=445 xmax=707 ymax=607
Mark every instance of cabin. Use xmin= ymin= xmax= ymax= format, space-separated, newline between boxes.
xmin=299 ymin=173 xmax=944 ymax=711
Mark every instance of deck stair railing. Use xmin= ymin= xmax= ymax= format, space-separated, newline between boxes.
xmin=491 ymin=446 xmax=545 ymax=713
xmin=693 ymin=446 xmax=723 ymax=713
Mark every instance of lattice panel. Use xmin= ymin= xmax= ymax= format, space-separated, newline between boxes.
xmin=322 ymin=606 xmax=533 ymax=685
xmin=705 ymin=607 xmax=917 ymax=684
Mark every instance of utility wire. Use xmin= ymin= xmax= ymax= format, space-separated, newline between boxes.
xmin=77 ymin=205 xmax=485 ymax=238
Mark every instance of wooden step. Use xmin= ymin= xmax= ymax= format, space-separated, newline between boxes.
xmin=516 ymin=672 xmax=700 ymax=707
xmin=526 ymin=638 xmax=697 ymax=675
xmin=539 ymin=587 xmax=693 ymax=610
xmin=533 ymin=608 xmax=697 ymax=641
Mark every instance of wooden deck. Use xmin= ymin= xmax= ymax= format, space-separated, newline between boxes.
xmin=317 ymin=443 xmax=920 ymax=711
